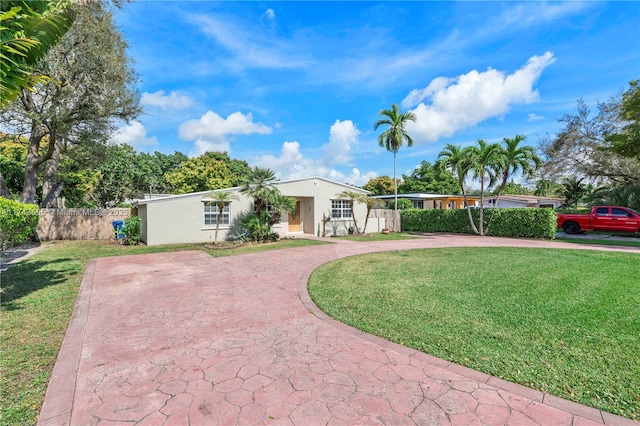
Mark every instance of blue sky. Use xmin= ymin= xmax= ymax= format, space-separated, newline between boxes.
xmin=112 ymin=1 xmax=639 ymax=187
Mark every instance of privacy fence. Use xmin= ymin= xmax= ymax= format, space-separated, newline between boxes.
xmin=369 ymin=209 xmax=401 ymax=232
xmin=37 ymin=208 xmax=135 ymax=241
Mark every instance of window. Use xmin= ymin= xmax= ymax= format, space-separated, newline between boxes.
xmin=412 ymin=200 xmax=423 ymax=209
xmin=331 ymin=200 xmax=352 ymax=218
xmin=204 ymin=202 xmax=229 ymax=226
xmin=612 ymin=208 xmax=630 ymax=217
xmin=595 ymin=207 xmax=609 ymax=216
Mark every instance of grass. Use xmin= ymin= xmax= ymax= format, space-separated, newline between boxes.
xmin=558 ymin=238 xmax=640 ymax=248
xmin=331 ymin=231 xmax=421 ymax=242
xmin=308 ymin=247 xmax=640 ymax=419
xmin=0 ymin=238 xmax=326 ymax=426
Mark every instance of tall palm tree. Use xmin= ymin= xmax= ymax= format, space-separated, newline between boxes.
xmin=374 ymin=103 xmax=416 ymax=230
xmin=487 ymin=135 xmax=542 ymax=232
xmin=437 ymin=144 xmax=479 ymax=235
xmin=467 ymin=140 xmax=502 ymax=236
xmin=240 ymin=167 xmax=277 ymax=215
xmin=335 ymin=190 xmax=364 ymax=234
xmin=205 ymin=190 xmax=239 ymax=243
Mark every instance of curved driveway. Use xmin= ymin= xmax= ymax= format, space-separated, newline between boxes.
xmin=38 ymin=234 xmax=639 ymax=425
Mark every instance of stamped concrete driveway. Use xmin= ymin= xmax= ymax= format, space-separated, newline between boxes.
xmin=38 ymin=235 xmax=639 ymax=425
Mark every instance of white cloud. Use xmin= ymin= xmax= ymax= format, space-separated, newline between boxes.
xmin=402 ymin=52 xmax=556 ymax=143
xmin=528 ymin=113 xmax=544 ymax=122
xmin=263 ymin=8 xmax=275 ymax=21
xmin=141 ymin=90 xmax=194 ymax=110
xmin=323 ymin=120 xmax=360 ymax=166
xmin=110 ymin=121 xmax=157 ymax=147
xmin=179 ymin=110 xmax=272 ymax=157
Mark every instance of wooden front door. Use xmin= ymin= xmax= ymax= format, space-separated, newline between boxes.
xmin=288 ymin=201 xmax=301 ymax=232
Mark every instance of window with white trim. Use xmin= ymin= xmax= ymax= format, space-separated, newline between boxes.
xmin=413 ymin=200 xmax=424 ymax=209
xmin=204 ymin=202 xmax=230 ymax=226
xmin=331 ymin=200 xmax=352 ymax=218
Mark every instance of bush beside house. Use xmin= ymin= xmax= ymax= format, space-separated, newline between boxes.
xmin=401 ymin=208 xmax=556 ymax=239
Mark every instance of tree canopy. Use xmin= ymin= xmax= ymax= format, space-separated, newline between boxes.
xmin=398 ymin=161 xmax=459 ymax=194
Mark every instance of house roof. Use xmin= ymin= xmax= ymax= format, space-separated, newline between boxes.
xmin=493 ymin=194 xmax=564 ymax=203
xmin=134 ymin=176 xmax=368 ymax=206
xmin=372 ymin=193 xmax=480 ymax=200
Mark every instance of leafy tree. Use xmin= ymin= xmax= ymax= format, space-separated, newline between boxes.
xmin=1 ymin=0 xmax=76 ymax=107
xmin=164 ymin=154 xmax=232 ymax=195
xmin=540 ymin=96 xmax=640 ymax=186
xmin=240 ymin=167 xmax=278 ymax=216
xmin=1 ymin=1 xmax=140 ymax=205
xmin=586 ymin=185 xmax=640 ymax=211
xmin=363 ymin=175 xmax=395 ymax=196
xmin=560 ymin=176 xmax=588 ymax=208
xmin=0 ymin=133 xmax=28 ymax=198
xmin=201 ymin=152 xmax=251 ymax=187
xmin=335 ymin=189 xmax=364 ymax=233
xmin=605 ymin=80 xmax=640 ymax=160
xmin=374 ymin=103 xmax=416 ymax=220
xmin=499 ymin=182 xmax=534 ymax=195
xmin=398 ymin=161 xmax=459 ymax=194
xmin=205 ymin=191 xmax=239 ymax=244
xmin=387 ymin=198 xmax=413 ymax=210
xmin=437 ymin=144 xmax=479 ymax=235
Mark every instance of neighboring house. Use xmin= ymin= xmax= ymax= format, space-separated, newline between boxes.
xmin=487 ymin=194 xmax=564 ymax=209
xmin=134 ymin=176 xmax=380 ymax=246
xmin=372 ymin=193 xmax=481 ymax=210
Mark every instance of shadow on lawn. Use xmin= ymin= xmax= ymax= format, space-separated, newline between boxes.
xmin=0 ymin=258 xmax=74 ymax=311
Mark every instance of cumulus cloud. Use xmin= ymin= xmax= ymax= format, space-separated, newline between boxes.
xmin=141 ymin=90 xmax=194 ymax=110
xmin=179 ymin=111 xmax=272 ymax=156
xmin=110 ymin=121 xmax=157 ymax=147
xmin=263 ymin=8 xmax=275 ymax=21
xmin=323 ymin=120 xmax=360 ymax=166
xmin=401 ymin=52 xmax=556 ymax=143
xmin=528 ymin=113 xmax=544 ymax=122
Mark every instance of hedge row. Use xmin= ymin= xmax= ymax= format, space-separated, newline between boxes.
xmin=401 ymin=207 xmax=557 ymax=239
xmin=0 ymin=198 xmax=40 ymax=248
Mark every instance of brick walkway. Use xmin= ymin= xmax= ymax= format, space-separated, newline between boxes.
xmin=38 ymin=234 xmax=639 ymax=425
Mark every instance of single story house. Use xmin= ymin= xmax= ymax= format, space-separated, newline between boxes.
xmin=134 ymin=176 xmax=383 ymax=246
xmin=372 ymin=193 xmax=481 ymax=210
xmin=486 ymin=194 xmax=564 ymax=209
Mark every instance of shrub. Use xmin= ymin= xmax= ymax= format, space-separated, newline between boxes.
xmin=0 ymin=198 xmax=39 ymax=248
xmin=401 ymin=207 xmax=556 ymax=239
xmin=387 ymin=198 xmax=413 ymax=210
xmin=241 ymin=212 xmax=279 ymax=243
xmin=122 ymin=215 xmax=141 ymax=245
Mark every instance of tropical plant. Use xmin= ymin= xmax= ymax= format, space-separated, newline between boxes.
xmin=122 ymin=215 xmax=141 ymax=246
xmin=362 ymin=196 xmax=385 ymax=232
xmin=363 ymin=175 xmax=396 ymax=196
xmin=241 ymin=167 xmax=278 ymax=216
xmin=240 ymin=211 xmax=279 ymax=243
xmin=1 ymin=0 xmax=76 ymax=107
xmin=387 ymin=198 xmax=413 ymax=210
xmin=374 ymin=103 xmax=416 ymax=225
xmin=466 ymin=140 xmax=503 ymax=236
xmin=586 ymin=185 xmax=640 ymax=211
xmin=560 ymin=175 xmax=588 ymax=208
xmin=437 ymin=144 xmax=479 ymax=235
xmin=267 ymin=192 xmax=296 ymax=225
xmin=335 ymin=190 xmax=365 ymax=233
xmin=0 ymin=198 xmax=39 ymax=248
xmin=206 ymin=191 xmax=239 ymax=243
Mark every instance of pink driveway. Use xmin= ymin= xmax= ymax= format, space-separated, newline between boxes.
xmin=38 ymin=235 xmax=639 ymax=425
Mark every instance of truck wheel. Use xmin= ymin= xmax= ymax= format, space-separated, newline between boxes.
xmin=563 ymin=222 xmax=580 ymax=234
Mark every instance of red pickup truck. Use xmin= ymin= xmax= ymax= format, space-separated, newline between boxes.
xmin=557 ymin=206 xmax=640 ymax=234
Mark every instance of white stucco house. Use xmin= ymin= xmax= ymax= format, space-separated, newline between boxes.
xmin=134 ymin=176 xmax=383 ymax=246
xmin=486 ymin=194 xmax=564 ymax=209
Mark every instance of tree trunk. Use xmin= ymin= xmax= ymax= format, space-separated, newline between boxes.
xmin=393 ymin=150 xmax=398 ymax=231
xmin=41 ymin=138 xmax=64 ymax=208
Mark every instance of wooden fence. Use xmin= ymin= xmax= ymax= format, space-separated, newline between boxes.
xmin=36 ymin=208 xmax=135 ymax=241
xmin=369 ymin=209 xmax=401 ymax=232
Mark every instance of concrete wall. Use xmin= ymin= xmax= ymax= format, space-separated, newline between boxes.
xmin=36 ymin=208 xmax=134 ymax=241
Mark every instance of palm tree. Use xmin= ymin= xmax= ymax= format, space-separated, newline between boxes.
xmin=467 ymin=140 xmax=503 ymax=236
xmin=267 ymin=192 xmax=297 ymax=225
xmin=335 ymin=190 xmax=364 ymax=233
xmin=487 ymin=135 xmax=542 ymax=232
xmin=560 ymin=176 xmax=588 ymax=208
xmin=240 ymin=167 xmax=277 ymax=215
xmin=205 ymin=190 xmax=239 ymax=243
xmin=437 ymin=144 xmax=479 ymax=235
xmin=362 ymin=196 xmax=385 ymax=233
xmin=374 ymin=103 xmax=416 ymax=230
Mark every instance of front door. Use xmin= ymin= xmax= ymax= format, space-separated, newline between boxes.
xmin=288 ymin=200 xmax=301 ymax=232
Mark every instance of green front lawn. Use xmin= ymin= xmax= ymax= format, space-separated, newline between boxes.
xmin=308 ymin=247 xmax=640 ymax=419
xmin=0 ymin=238 xmax=326 ymax=426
